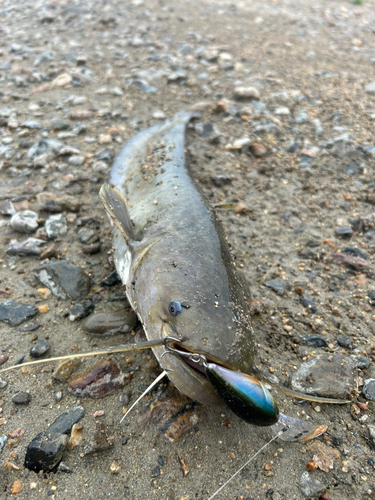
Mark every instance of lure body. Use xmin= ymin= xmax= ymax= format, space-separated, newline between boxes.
xmin=103 ymin=112 xmax=258 ymax=407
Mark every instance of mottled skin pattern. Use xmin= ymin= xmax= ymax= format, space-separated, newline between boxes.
xmin=108 ymin=112 xmax=255 ymax=405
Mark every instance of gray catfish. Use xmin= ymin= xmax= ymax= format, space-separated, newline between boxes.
xmin=100 ymin=112 xmax=258 ymax=408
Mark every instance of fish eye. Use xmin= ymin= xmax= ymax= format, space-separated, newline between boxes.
xmin=168 ymin=300 xmax=182 ymax=317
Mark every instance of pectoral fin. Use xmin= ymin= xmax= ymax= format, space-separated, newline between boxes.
xmin=100 ymin=184 xmax=136 ymax=244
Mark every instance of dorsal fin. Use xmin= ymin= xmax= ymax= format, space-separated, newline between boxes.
xmin=99 ymin=184 xmax=136 ymax=244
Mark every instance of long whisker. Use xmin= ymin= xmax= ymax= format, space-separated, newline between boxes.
xmin=207 ymin=427 xmax=288 ymax=500
xmin=0 ymin=338 xmax=179 ymax=374
xmin=119 ymin=369 xmax=169 ymax=423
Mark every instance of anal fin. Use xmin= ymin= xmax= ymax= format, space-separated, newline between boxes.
xmin=99 ymin=184 xmax=136 ymax=244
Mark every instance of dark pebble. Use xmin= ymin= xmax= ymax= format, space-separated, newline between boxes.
xmin=264 ymin=279 xmax=286 ymax=296
xmin=0 ymin=435 xmax=8 ymax=455
xmin=82 ymin=242 xmax=101 ymax=254
xmin=69 ymin=300 xmax=94 ymax=321
xmin=300 ymin=294 xmax=317 ymax=313
xmin=12 ymin=391 xmax=31 ymax=405
xmin=304 ymin=335 xmax=328 ymax=348
xmin=78 ymin=228 xmax=98 ymax=244
xmin=151 ymin=466 xmax=161 ymax=478
xmin=0 ymin=300 xmax=38 ymax=327
xmin=157 ymin=456 xmax=165 ymax=466
xmin=24 ymin=431 xmax=69 ymax=472
xmin=101 ymin=271 xmax=121 ymax=287
xmin=30 ymin=338 xmax=50 ymax=358
xmin=48 ymin=406 xmax=85 ymax=434
xmin=363 ymin=379 xmax=375 ymax=401
xmin=211 ymin=174 xmax=232 ymax=187
xmin=17 ymin=321 xmax=41 ymax=333
xmin=34 ymin=259 xmax=91 ymax=301
xmin=335 ymin=226 xmax=353 ymax=239
xmin=0 ymin=354 xmax=9 ymax=366
xmin=341 ymin=247 xmax=367 ymax=260
xmin=337 ymin=336 xmax=353 ymax=348
xmin=356 ymin=357 xmax=370 ymax=370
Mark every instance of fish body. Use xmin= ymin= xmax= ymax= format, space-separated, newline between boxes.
xmin=104 ymin=112 xmax=256 ymax=406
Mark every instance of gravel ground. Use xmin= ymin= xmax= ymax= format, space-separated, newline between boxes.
xmin=1 ymin=0 xmax=375 ymax=499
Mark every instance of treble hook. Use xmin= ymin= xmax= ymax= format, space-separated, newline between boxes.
xmin=161 ymin=339 xmax=208 ymax=367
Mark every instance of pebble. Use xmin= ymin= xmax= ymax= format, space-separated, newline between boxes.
xmin=24 ymin=432 xmax=69 ymax=472
xmin=337 ymin=336 xmax=353 ymax=349
xmin=82 ymin=242 xmax=101 ymax=254
xmin=69 ymin=300 xmax=95 ymax=321
xmin=299 ymin=294 xmax=317 ymax=313
xmin=28 ymin=139 xmax=64 ymax=158
xmin=264 ymin=279 xmax=286 ymax=296
xmin=299 ymin=472 xmax=326 ymax=497
xmin=48 ymin=406 xmax=85 ymax=434
xmin=0 ymin=435 xmax=8 ymax=456
xmin=78 ymin=228 xmax=99 ymax=244
xmin=68 ymin=359 xmax=131 ymax=398
xmin=234 ymin=86 xmax=260 ymax=100
xmin=335 ymin=226 xmax=353 ymax=238
xmin=6 ymin=237 xmax=46 ymax=256
xmin=294 ymin=110 xmax=309 ymax=123
xmin=364 ymin=81 xmax=375 ymax=94
xmin=11 ymin=391 xmax=31 ymax=405
xmin=304 ymin=335 xmax=328 ymax=348
xmin=10 ymin=210 xmax=39 ymax=234
xmin=34 ymin=259 xmax=91 ymax=300
xmin=82 ymin=422 xmax=113 ymax=455
xmin=52 ymin=359 xmax=81 ymax=382
xmin=0 ymin=354 xmax=9 ymax=366
xmin=81 ymin=309 xmax=138 ymax=336
xmin=101 ymin=271 xmax=121 ymax=286
xmin=68 ymin=155 xmax=85 ymax=166
xmin=45 ymin=214 xmax=68 ymax=239
xmin=0 ymin=300 xmax=38 ymax=327
xmin=30 ymin=338 xmax=50 ymax=358
xmin=36 ymin=192 xmax=81 ymax=212
xmin=291 ymin=354 xmax=363 ymax=399
xmin=362 ymin=379 xmax=375 ymax=402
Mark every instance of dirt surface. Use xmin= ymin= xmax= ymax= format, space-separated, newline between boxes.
xmin=1 ymin=0 xmax=375 ymax=499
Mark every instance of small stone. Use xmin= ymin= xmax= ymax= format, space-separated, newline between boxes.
xmin=12 ymin=392 xmax=31 ymax=405
xmin=300 ymin=294 xmax=317 ymax=313
xmin=0 ymin=200 xmax=16 ymax=215
xmin=37 ymin=304 xmax=49 ymax=314
xmin=101 ymin=271 xmax=121 ymax=286
xmin=81 ymin=309 xmax=137 ymax=336
xmin=264 ymin=279 xmax=286 ymax=296
xmin=0 ymin=354 xmax=8 ymax=366
xmin=30 ymin=338 xmax=50 ymax=358
xmin=24 ymin=432 xmax=69 ymax=472
xmin=82 ymin=422 xmax=113 ymax=455
xmin=211 ymin=174 xmax=232 ymax=187
xmin=40 ymin=244 xmax=59 ymax=260
xmin=66 ymin=154 xmax=84 ymax=167
xmin=234 ymin=86 xmax=260 ymax=100
xmin=167 ymin=70 xmax=187 ymax=84
xmin=28 ymin=139 xmax=64 ymax=159
xmin=67 ymin=424 xmax=83 ymax=450
xmin=110 ymin=460 xmax=120 ymax=474
xmin=49 ymin=407 xmax=85 ymax=434
xmin=0 ymin=301 xmax=38 ymax=327
xmin=299 ymin=471 xmax=326 ymax=497
xmin=55 ymin=391 xmax=63 ymax=402
xmin=69 ymin=300 xmax=94 ymax=321
xmin=99 ymin=134 xmax=112 ymax=144
xmin=78 ymin=228 xmax=98 ymax=244
xmin=365 ymin=82 xmax=375 ymax=95
xmin=45 ymin=214 xmax=68 ymax=239
xmin=335 ymin=226 xmax=353 ymax=239
xmin=337 ymin=336 xmax=353 ymax=349
xmin=8 ymin=428 xmax=26 ymax=438
xmin=0 ymin=435 xmax=8 ymax=455
xmin=294 ymin=110 xmax=309 ymax=123
xmin=52 ymin=359 xmax=81 ymax=382
xmin=36 ymin=192 xmax=81 ymax=212
xmin=82 ymin=243 xmax=101 ymax=254
xmin=250 ymin=143 xmax=267 ymax=157
xmin=33 ymin=152 xmax=55 ymax=168
xmin=6 ymin=237 xmax=46 ymax=256
xmin=291 ymin=354 xmax=362 ymax=399
xmin=57 ymin=462 xmax=72 ymax=473
xmin=10 ymin=210 xmax=39 ymax=234
xmin=68 ymin=359 xmax=131 ymax=399
xmin=34 ymin=259 xmax=91 ymax=300
xmin=363 ymin=379 xmax=375 ymax=401
xmin=304 ymin=335 xmax=328 ymax=348
xmin=51 ymin=73 xmax=72 ymax=88
xmin=11 ymin=480 xmax=23 ymax=494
